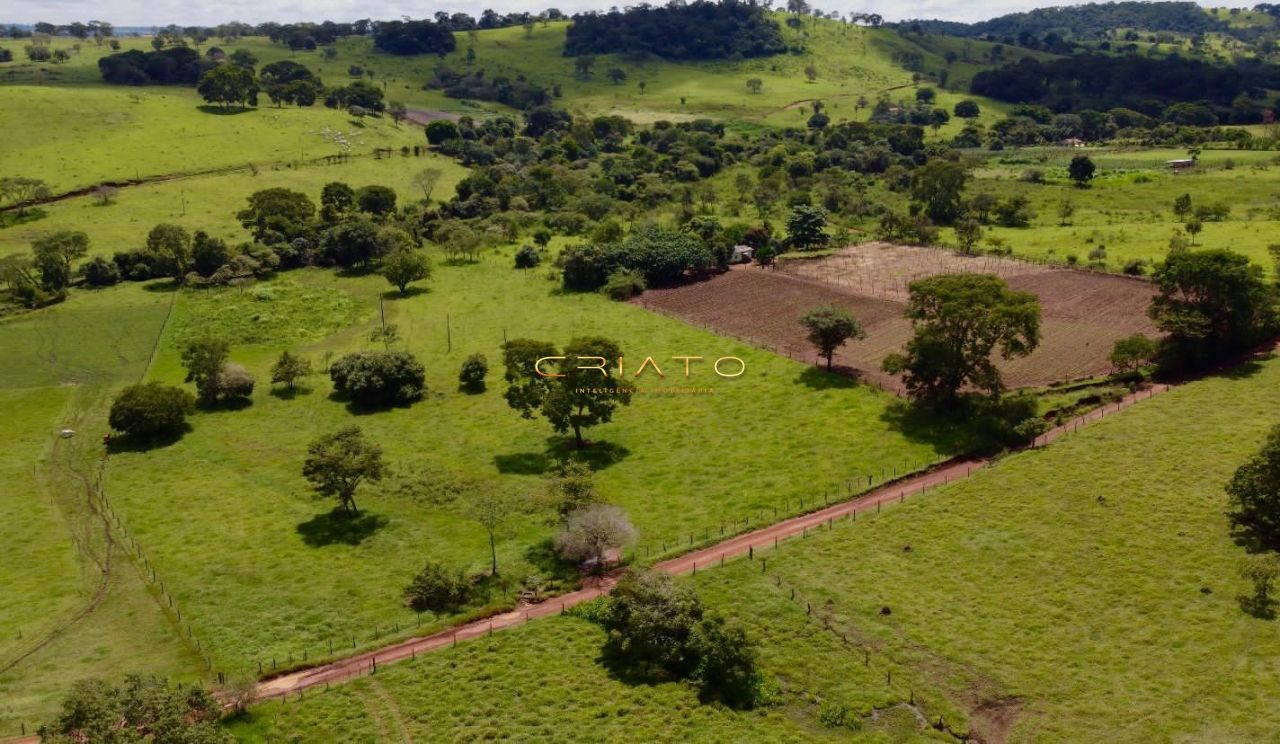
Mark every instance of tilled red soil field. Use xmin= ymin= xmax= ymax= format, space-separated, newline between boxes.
xmin=633 ymin=243 xmax=1158 ymax=390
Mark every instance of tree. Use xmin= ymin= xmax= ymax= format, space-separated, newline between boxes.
xmin=542 ymin=460 xmax=600 ymax=518
xmin=302 ymin=426 xmax=386 ymax=515
xmin=382 ymin=248 xmax=431 ymax=294
xmin=412 ymin=167 xmax=443 ymax=202
xmin=602 ymin=569 xmax=703 ymax=678
xmin=39 ymin=675 xmax=229 ymax=744
xmin=607 ymin=67 xmax=627 ymax=84
xmin=81 ymin=256 xmax=120 ymax=287
xmin=108 ymin=383 xmax=194 ymax=442
xmin=387 ymin=101 xmax=407 ymax=126
xmin=1109 ymin=334 xmax=1156 ymax=374
xmin=321 ymin=181 xmax=355 ymax=222
xmin=356 ymin=185 xmax=397 ymax=218
xmin=197 ymin=64 xmax=257 ymax=109
xmin=270 ymin=350 xmax=312 ymax=390
xmin=1239 ymin=553 xmax=1280 ymax=617
xmin=144 ymin=223 xmax=193 ymax=281
xmin=882 ymin=274 xmax=1041 ymax=402
xmin=954 ymin=218 xmax=982 ymax=253
xmin=803 ymin=64 xmax=817 ymax=82
xmin=31 ymin=230 xmax=89 ymax=291
xmin=554 ymin=503 xmax=636 ymax=570
xmin=0 ymin=176 xmax=51 ymax=216
xmin=425 ymin=119 xmax=460 ymax=145
xmin=798 ymin=305 xmax=865 ymax=369
xmin=785 ymin=205 xmax=829 ymax=251
xmin=574 ymin=54 xmax=595 ymax=78
xmin=322 ymin=218 xmax=383 ymax=268
xmin=468 ymin=491 xmax=522 ymax=575
xmin=181 ymin=337 xmax=230 ymax=406
xmin=1149 ymin=249 xmax=1277 ymax=368
xmin=954 ymin=99 xmax=980 ymax=118
xmin=691 ymin=613 xmax=762 ymax=708
xmin=915 ymin=87 xmax=936 ymax=103
xmin=522 ymin=337 xmax=635 ymax=446
xmin=514 ymin=244 xmax=541 ymax=269
xmin=1227 ymin=424 xmax=1280 ymax=550
xmin=1184 ymin=217 xmax=1202 ymax=245
xmin=403 ymin=561 xmax=470 ymax=614
xmin=218 ymin=363 xmax=255 ymax=403
xmin=458 ymin=353 xmax=488 ymax=392
xmin=910 ymin=159 xmax=968 ymax=224
xmin=1068 ymin=154 xmax=1096 ymax=187
xmin=329 ymin=350 xmax=426 ymax=407
xmin=237 ymin=188 xmax=316 ymax=243
xmin=1057 ymin=199 xmax=1075 ymax=226
xmin=1172 ymin=193 xmax=1193 ymax=219
xmin=746 ymin=78 xmax=763 ymax=94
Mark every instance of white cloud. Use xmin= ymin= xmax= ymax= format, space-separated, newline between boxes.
xmin=1 ymin=0 xmax=1216 ymax=28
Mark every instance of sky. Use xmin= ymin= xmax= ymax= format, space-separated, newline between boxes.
xmin=1 ymin=0 xmax=1220 ymax=28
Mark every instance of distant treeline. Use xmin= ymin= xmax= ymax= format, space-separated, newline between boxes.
xmin=903 ymin=2 xmax=1226 ymax=41
xmin=971 ymin=54 xmax=1280 ymax=121
xmin=427 ymin=67 xmax=552 ymax=110
xmin=563 ymin=0 xmax=787 ymax=60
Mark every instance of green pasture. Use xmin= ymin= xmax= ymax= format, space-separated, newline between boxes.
xmin=0 ymin=146 xmax=467 ymax=260
xmin=233 ymin=345 xmax=1280 ymax=742
xmin=955 ymin=147 xmax=1280 ymax=270
xmin=0 ymin=286 xmax=205 ymax=734
xmin=96 ymin=255 xmax=961 ymax=675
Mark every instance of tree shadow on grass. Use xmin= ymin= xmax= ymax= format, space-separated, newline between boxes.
xmin=296 ymin=509 xmax=389 ymax=547
xmin=197 ymin=105 xmax=255 ymax=116
xmin=269 ymin=385 xmax=311 ymax=401
xmin=494 ymin=451 xmax=552 ymax=475
xmin=381 ymin=286 xmax=430 ymax=300
xmin=1238 ymin=593 xmax=1277 ymax=620
xmin=794 ymin=365 xmax=858 ymax=390
xmin=141 ymin=279 xmax=180 ymax=293
xmin=522 ymin=538 xmax=583 ymax=585
xmin=547 ymin=437 xmax=630 ymax=470
xmin=106 ymin=426 xmax=190 ymax=454
xmin=878 ymin=399 xmax=981 ymax=457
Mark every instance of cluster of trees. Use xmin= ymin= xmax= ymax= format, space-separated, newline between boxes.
xmin=906 ymin=1 xmax=1227 ymax=44
xmin=372 ymin=19 xmax=457 ymax=56
xmin=971 ymin=55 xmax=1280 ymax=125
xmin=563 ymin=0 xmax=788 ymax=60
xmin=98 ymin=46 xmax=206 ymax=85
xmin=585 ymin=569 xmax=767 ymax=708
xmin=560 ymin=224 xmax=725 ymax=292
xmin=426 ymin=66 xmax=552 ymax=110
xmin=39 ymin=675 xmax=231 ymax=744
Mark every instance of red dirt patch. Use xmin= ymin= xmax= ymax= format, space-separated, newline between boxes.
xmin=634 ymin=243 xmax=1158 ymax=390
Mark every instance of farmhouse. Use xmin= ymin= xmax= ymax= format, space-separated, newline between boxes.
xmin=730 ymin=245 xmax=755 ymax=264
xmin=1166 ymin=159 xmax=1196 ymax=171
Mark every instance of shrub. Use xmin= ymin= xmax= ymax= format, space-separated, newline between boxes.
xmin=81 ymin=256 xmax=121 ymax=286
xmin=602 ymin=268 xmax=647 ymax=300
xmin=108 ymin=382 xmax=195 ymax=442
xmin=514 ymin=244 xmax=541 ymax=269
xmin=217 ymin=363 xmax=256 ymax=402
xmin=1122 ymin=258 xmax=1148 ymax=276
xmin=329 ymin=350 xmax=426 ymax=407
xmin=404 ymin=561 xmax=471 ymax=614
xmin=458 ymin=353 xmax=488 ymax=392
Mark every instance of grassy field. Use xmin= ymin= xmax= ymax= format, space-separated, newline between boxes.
xmin=80 ymin=250 xmax=967 ymax=679
xmin=954 ymin=147 xmax=1280 ymax=271
xmin=222 ymin=347 xmax=1280 ymax=743
xmin=0 ymin=285 xmax=207 ymax=735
